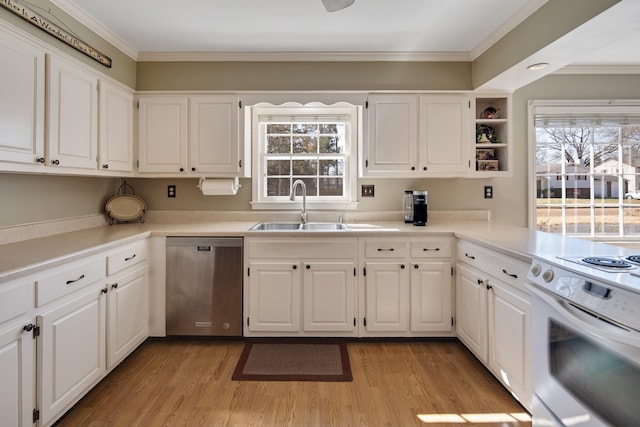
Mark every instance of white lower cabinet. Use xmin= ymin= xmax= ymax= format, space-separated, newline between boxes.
xmin=361 ymin=237 xmax=453 ymax=337
xmin=106 ymin=265 xmax=149 ymax=369
xmin=38 ymin=286 xmax=106 ymax=426
xmin=455 ymin=239 xmax=531 ymax=410
xmin=244 ymin=237 xmax=357 ymax=337
xmin=0 ymin=276 xmax=36 ymax=427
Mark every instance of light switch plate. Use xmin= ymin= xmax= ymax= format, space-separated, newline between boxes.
xmin=362 ymin=185 xmax=374 ymax=197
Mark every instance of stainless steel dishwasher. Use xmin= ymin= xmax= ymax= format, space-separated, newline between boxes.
xmin=166 ymin=237 xmax=242 ymax=336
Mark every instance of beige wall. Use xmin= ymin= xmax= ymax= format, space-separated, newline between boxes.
xmin=0 ymin=174 xmax=118 ymax=228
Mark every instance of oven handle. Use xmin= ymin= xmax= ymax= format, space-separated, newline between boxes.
xmin=527 ymin=283 xmax=640 ymax=347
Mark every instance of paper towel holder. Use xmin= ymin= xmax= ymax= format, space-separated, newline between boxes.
xmin=197 ymin=177 xmax=241 ymax=195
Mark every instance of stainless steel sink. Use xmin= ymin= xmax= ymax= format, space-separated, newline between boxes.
xmin=300 ymin=223 xmax=347 ymax=230
xmin=249 ymin=222 xmax=347 ymax=231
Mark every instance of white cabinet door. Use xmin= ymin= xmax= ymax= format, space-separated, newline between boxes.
xmin=38 ymin=287 xmax=106 ymax=426
xmin=47 ymin=55 xmax=98 ymax=170
xmin=488 ymin=278 xmax=531 ymax=407
xmin=106 ymin=265 xmax=148 ymax=369
xmin=247 ymin=262 xmax=301 ymax=332
xmin=419 ymin=94 xmax=470 ymax=175
xmin=364 ymin=262 xmax=409 ymax=332
xmin=0 ymin=322 xmax=35 ymax=427
xmin=363 ymin=94 xmax=418 ymax=176
xmin=455 ymin=263 xmax=488 ymax=363
xmin=189 ymin=95 xmax=241 ymax=174
xmin=410 ymin=261 xmax=452 ymax=332
xmin=138 ymin=96 xmax=188 ymax=173
xmin=98 ymin=81 xmax=134 ymax=173
xmin=0 ymin=29 xmax=45 ymax=165
xmin=303 ymin=261 xmax=356 ymax=333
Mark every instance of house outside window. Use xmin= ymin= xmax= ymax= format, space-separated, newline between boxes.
xmin=530 ymin=101 xmax=640 ymax=237
xmin=249 ymin=102 xmax=360 ymax=211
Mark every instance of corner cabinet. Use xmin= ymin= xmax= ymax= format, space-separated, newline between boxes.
xmin=137 ymin=94 xmax=247 ymax=177
xmin=363 ymin=93 xmax=471 ymax=177
xmin=471 ymin=95 xmax=512 ymax=177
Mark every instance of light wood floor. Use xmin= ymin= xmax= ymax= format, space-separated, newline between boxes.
xmin=54 ymin=339 xmax=531 ymax=427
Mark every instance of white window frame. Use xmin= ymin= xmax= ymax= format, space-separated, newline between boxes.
xmin=248 ymin=101 xmax=361 ymax=210
xmin=528 ymin=99 xmax=640 ymax=238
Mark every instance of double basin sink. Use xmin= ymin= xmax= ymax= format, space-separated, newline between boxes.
xmin=250 ymin=222 xmax=348 ymax=231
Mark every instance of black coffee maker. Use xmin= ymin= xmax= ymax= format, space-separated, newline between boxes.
xmin=412 ymin=191 xmax=428 ymax=226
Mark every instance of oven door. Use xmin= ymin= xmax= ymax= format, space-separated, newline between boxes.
xmin=529 ymin=286 xmax=640 ymax=427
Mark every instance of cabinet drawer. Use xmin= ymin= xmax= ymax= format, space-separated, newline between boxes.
xmin=411 ymin=238 xmax=452 ymax=258
xmin=457 ymin=240 xmax=530 ymax=291
xmin=107 ymin=240 xmax=148 ymax=276
xmin=0 ymin=279 xmax=34 ymax=325
xmin=36 ymin=257 xmax=105 ymax=307
xmin=364 ymin=240 xmax=408 ymax=258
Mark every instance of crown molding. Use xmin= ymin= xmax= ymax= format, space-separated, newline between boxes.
xmin=136 ymin=51 xmax=471 ymax=62
xmin=554 ymin=65 xmax=640 ymax=74
xmin=50 ymin=0 xmax=138 ymax=60
xmin=470 ymin=0 xmax=549 ymax=60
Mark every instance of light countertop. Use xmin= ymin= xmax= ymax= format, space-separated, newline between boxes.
xmin=2 ymin=217 xmax=638 ymax=285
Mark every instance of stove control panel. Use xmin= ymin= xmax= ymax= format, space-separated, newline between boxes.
xmin=528 ymin=260 xmax=640 ymax=332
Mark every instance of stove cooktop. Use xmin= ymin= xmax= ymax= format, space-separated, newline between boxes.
xmin=558 ymin=255 xmax=640 ymax=273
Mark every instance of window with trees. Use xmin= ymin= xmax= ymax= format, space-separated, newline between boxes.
xmin=249 ymin=102 xmax=360 ymax=210
xmin=531 ymin=101 xmax=640 ymax=237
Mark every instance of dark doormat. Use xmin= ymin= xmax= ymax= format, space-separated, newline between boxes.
xmin=232 ymin=339 xmax=352 ymax=382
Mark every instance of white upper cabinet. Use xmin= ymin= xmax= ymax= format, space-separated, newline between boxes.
xmin=363 ymin=93 xmax=472 ymax=177
xmin=47 ymin=55 xmax=99 ymax=170
xmin=364 ymin=94 xmax=419 ymax=176
xmin=98 ymin=81 xmax=134 ymax=173
xmin=0 ymin=28 xmax=45 ymax=166
xmin=190 ymin=95 xmax=242 ymax=174
xmin=419 ymin=94 xmax=470 ymax=175
xmin=138 ymin=94 xmax=245 ymax=177
xmin=137 ymin=96 xmax=188 ymax=174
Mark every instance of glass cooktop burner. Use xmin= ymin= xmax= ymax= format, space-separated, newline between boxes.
xmin=582 ymin=257 xmax=633 ymax=269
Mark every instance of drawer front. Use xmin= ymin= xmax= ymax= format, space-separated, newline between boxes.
xmin=107 ymin=240 xmax=148 ymax=276
xmin=410 ymin=238 xmax=452 ymax=258
xmin=36 ymin=257 xmax=106 ymax=307
xmin=457 ymin=240 xmax=530 ymax=291
xmin=0 ymin=278 xmax=34 ymax=325
xmin=364 ymin=240 xmax=409 ymax=258
xmin=247 ymin=237 xmax=357 ymax=259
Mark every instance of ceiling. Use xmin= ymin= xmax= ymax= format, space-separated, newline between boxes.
xmin=53 ymin=0 xmax=640 ymax=70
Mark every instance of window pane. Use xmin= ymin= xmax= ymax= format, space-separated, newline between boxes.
xmin=267 ymin=135 xmax=291 ymax=153
xmin=319 ymin=135 xmax=345 ymax=153
xmin=292 ymin=159 xmax=317 ymax=175
xmin=624 ymin=206 xmax=640 ymax=234
xmin=293 ymin=178 xmax=317 ymax=196
xmin=319 ymin=159 xmax=343 ymax=176
xmin=319 ymin=178 xmax=343 ymax=196
xmin=267 ymin=123 xmax=291 ymax=134
xmin=564 ymin=206 xmax=591 ymax=235
xmin=536 ymin=204 xmax=562 ymax=233
xmin=594 ymin=206 xmax=620 ymax=235
xmin=292 ymin=136 xmax=317 ymax=153
xmin=293 ymin=123 xmax=318 ymax=134
xmin=267 ymin=178 xmax=290 ymax=196
xmin=267 ymin=160 xmax=290 ymax=175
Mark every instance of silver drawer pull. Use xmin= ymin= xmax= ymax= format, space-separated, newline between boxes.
xmin=465 ymin=253 xmax=475 ymax=260
xmin=377 ymin=248 xmax=395 ymax=252
xmin=502 ymin=269 xmax=518 ymax=279
xmin=423 ymin=248 xmax=440 ymax=251
xmin=124 ymin=254 xmax=136 ymax=261
xmin=66 ymin=274 xmax=85 ymax=285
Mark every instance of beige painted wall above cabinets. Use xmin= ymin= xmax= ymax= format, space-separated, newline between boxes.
xmin=136 ymin=61 xmax=473 ymax=91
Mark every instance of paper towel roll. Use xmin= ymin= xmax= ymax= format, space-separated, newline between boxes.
xmin=198 ymin=177 xmax=241 ymax=195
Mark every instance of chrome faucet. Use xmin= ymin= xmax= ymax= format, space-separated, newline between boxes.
xmin=290 ymin=179 xmax=307 ymax=224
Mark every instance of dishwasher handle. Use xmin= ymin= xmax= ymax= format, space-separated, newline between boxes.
xmin=197 ymin=246 xmax=212 ymax=251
